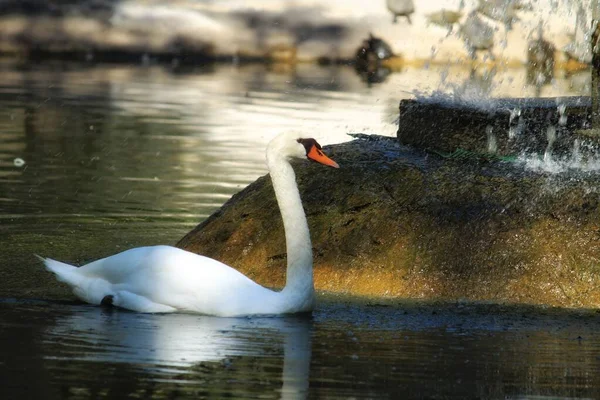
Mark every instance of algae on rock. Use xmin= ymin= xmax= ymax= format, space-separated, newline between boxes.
xmin=177 ymin=136 xmax=600 ymax=308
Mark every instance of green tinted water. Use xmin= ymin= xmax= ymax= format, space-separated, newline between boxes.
xmin=0 ymin=60 xmax=597 ymax=398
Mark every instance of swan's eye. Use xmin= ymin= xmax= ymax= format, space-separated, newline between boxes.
xmin=297 ymin=138 xmax=320 ymax=155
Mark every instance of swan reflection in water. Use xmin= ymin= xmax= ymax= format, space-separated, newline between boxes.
xmin=44 ymin=306 xmax=312 ymax=398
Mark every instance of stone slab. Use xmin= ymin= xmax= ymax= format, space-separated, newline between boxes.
xmin=397 ymin=96 xmax=592 ymax=158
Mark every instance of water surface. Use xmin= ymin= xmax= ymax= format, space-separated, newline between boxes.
xmin=0 ymin=60 xmax=597 ymax=398
xmin=2 ymin=299 xmax=600 ymax=399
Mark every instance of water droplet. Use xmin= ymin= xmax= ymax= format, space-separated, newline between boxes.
xmin=557 ymin=103 xmax=568 ymax=126
xmin=486 ymin=125 xmax=497 ymax=153
xmin=13 ymin=158 xmax=25 ymax=167
xmin=544 ymin=126 xmax=557 ymax=164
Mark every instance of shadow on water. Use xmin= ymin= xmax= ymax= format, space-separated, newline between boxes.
xmin=1 ymin=298 xmax=600 ymax=399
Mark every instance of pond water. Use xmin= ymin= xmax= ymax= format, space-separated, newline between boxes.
xmin=0 ymin=59 xmax=598 ymax=398
xmin=2 ymin=298 xmax=600 ymax=399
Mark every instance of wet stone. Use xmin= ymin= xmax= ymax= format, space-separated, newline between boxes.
xmin=396 ymin=96 xmax=592 ymax=158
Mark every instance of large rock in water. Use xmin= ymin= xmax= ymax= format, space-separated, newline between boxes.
xmin=177 ymin=136 xmax=600 ymax=308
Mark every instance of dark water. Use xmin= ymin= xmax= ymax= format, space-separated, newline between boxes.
xmin=0 ymin=60 xmax=597 ymax=398
xmin=2 ymin=299 xmax=600 ymax=399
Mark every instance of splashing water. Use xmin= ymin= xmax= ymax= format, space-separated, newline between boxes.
xmin=518 ymin=142 xmax=600 ymax=174
xmin=410 ymin=86 xmax=599 ymax=174
xmin=508 ymin=108 xmax=522 ymax=139
xmin=486 ymin=125 xmax=497 ymax=153
xmin=557 ymin=102 xmax=568 ymax=127
xmin=543 ymin=126 xmax=557 ymax=164
xmin=412 ymin=86 xmax=499 ymax=112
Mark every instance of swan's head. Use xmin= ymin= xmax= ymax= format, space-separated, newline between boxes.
xmin=267 ymin=132 xmax=339 ymax=168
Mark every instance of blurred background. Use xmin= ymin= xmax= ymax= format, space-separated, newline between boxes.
xmin=0 ymin=0 xmax=594 ymax=66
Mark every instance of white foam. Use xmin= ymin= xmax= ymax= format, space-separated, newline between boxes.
xmin=517 ymin=152 xmax=600 ymax=174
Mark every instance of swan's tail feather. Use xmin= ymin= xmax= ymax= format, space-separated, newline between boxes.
xmin=37 ymin=255 xmax=83 ymax=287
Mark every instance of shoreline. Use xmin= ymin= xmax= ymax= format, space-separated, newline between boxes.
xmin=0 ymin=51 xmax=590 ymax=75
xmin=0 ymin=0 xmax=592 ymax=72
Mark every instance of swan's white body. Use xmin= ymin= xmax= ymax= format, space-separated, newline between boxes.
xmin=41 ymin=132 xmax=338 ymax=317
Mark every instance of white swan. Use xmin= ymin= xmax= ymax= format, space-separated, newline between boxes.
xmin=39 ymin=132 xmax=339 ymax=316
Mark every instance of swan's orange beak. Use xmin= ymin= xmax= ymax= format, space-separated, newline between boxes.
xmin=307 ymin=145 xmax=339 ymax=168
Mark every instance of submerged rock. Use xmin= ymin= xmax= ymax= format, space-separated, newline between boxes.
xmin=178 ymin=136 xmax=600 ymax=308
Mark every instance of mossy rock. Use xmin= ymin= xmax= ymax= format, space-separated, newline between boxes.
xmin=177 ymin=136 xmax=600 ymax=308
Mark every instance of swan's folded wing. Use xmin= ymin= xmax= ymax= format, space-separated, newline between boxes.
xmin=77 ymin=245 xmax=277 ymax=315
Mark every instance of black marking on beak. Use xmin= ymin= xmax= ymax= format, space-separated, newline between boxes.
xmin=297 ymin=138 xmax=322 ymax=157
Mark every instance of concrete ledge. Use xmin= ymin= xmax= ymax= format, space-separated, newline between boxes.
xmin=397 ymin=96 xmax=592 ymax=157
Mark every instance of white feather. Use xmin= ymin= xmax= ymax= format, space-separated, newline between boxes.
xmin=40 ymin=132 xmax=337 ymax=317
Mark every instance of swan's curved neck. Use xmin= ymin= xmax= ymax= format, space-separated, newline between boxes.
xmin=267 ymin=154 xmax=314 ymax=302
